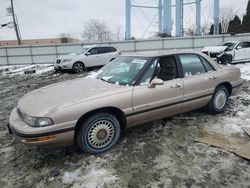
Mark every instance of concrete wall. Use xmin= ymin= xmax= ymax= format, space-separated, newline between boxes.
xmin=1 ymin=33 xmax=250 ymax=65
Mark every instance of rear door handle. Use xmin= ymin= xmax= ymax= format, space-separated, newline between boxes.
xmin=208 ymin=76 xmax=217 ymax=80
xmin=170 ymin=83 xmax=182 ymax=88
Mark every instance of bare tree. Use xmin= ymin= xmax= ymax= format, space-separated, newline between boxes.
xmin=184 ymin=22 xmax=211 ymax=36
xmin=184 ymin=24 xmax=196 ymax=36
xmin=220 ymin=7 xmax=237 ymax=33
xmin=82 ymin=19 xmax=111 ymax=43
xmin=201 ymin=23 xmax=212 ymax=35
xmin=115 ymin=25 xmax=122 ymax=41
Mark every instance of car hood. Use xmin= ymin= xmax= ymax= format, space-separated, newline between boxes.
xmin=202 ymin=46 xmax=228 ymax=53
xmin=18 ymin=78 xmax=129 ymax=117
xmin=57 ymin=53 xmax=78 ymax=60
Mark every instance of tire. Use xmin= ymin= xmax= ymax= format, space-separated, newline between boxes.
xmin=76 ymin=113 xmax=121 ymax=154
xmin=207 ymin=85 xmax=229 ymax=114
xmin=73 ymin=62 xmax=85 ymax=73
xmin=219 ymin=54 xmax=232 ymax=65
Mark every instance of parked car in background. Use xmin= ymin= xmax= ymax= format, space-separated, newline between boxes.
xmin=202 ymin=41 xmax=250 ymax=64
xmin=54 ymin=45 xmax=121 ymax=73
xmin=9 ymin=51 xmax=243 ymax=154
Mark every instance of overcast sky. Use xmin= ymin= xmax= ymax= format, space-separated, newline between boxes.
xmin=0 ymin=0 xmax=248 ymax=41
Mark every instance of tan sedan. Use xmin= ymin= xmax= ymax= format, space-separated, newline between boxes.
xmin=8 ymin=51 xmax=243 ymax=154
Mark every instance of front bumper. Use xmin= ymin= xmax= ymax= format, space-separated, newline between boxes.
xmin=54 ymin=60 xmax=73 ymax=70
xmin=9 ymin=108 xmax=75 ymax=147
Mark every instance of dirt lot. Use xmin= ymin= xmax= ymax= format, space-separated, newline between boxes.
xmin=0 ymin=66 xmax=250 ymax=188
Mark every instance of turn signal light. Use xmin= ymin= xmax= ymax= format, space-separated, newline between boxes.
xmin=22 ymin=135 xmax=56 ymax=143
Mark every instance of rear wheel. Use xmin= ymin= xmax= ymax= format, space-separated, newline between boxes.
xmin=76 ymin=113 xmax=121 ymax=154
xmin=73 ymin=62 xmax=85 ymax=73
xmin=207 ymin=85 xmax=229 ymax=114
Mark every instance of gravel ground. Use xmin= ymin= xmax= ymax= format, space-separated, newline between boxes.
xmin=0 ymin=66 xmax=250 ymax=188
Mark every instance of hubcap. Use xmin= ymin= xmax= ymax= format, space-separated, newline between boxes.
xmin=214 ymin=90 xmax=227 ymax=110
xmin=74 ymin=63 xmax=84 ymax=73
xmin=87 ymin=120 xmax=115 ymax=149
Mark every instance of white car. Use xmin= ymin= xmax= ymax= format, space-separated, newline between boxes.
xmin=54 ymin=45 xmax=121 ymax=73
xmin=202 ymin=41 xmax=250 ymax=64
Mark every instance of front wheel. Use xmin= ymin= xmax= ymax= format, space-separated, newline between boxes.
xmin=219 ymin=54 xmax=232 ymax=65
xmin=207 ymin=85 xmax=229 ymax=114
xmin=73 ymin=62 xmax=85 ymax=73
xmin=76 ymin=113 xmax=121 ymax=154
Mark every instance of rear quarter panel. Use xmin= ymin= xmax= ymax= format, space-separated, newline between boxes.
xmin=213 ymin=65 xmax=242 ymax=94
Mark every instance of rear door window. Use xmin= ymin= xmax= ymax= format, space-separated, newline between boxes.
xmin=179 ymin=54 xmax=207 ymax=77
xmin=97 ymin=47 xmax=116 ymax=54
xmin=244 ymin=42 xmax=250 ymax=48
xmin=108 ymin=47 xmax=117 ymax=52
xmin=97 ymin=47 xmax=108 ymax=54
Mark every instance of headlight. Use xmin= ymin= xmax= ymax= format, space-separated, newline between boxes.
xmin=22 ymin=113 xmax=54 ymax=127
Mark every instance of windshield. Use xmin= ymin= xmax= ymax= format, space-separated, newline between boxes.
xmin=220 ymin=42 xmax=236 ymax=47
xmin=76 ymin=48 xmax=89 ymax=55
xmin=96 ymin=56 xmax=151 ymax=85
xmin=220 ymin=42 xmax=237 ymax=51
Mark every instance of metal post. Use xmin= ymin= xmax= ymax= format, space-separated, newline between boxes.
xmin=158 ymin=0 xmax=163 ymax=33
xmin=55 ymin=45 xmax=59 ymax=58
xmin=10 ymin=0 xmax=21 ymax=45
xmin=175 ymin=0 xmax=183 ymax=37
xmin=213 ymin=0 xmax=220 ymax=35
xmin=5 ymin=47 xmax=9 ymax=65
xmin=163 ymin=0 xmax=172 ymax=36
xmin=125 ymin=0 xmax=131 ymax=40
xmin=196 ymin=0 xmax=201 ymax=35
xmin=29 ymin=46 xmax=34 ymax=64
xmin=181 ymin=0 xmax=183 ymax=36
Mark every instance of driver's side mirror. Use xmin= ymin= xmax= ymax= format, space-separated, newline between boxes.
xmin=85 ymin=52 xmax=91 ymax=56
xmin=148 ymin=78 xmax=164 ymax=88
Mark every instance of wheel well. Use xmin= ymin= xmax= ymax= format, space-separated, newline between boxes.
xmin=217 ymin=82 xmax=232 ymax=96
xmin=73 ymin=61 xmax=85 ymax=68
xmin=74 ymin=107 xmax=127 ymax=142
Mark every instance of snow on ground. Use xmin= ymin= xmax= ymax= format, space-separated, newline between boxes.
xmin=0 ymin=64 xmax=54 ymax=76
xmin=62 ymin=166 xmax=117 ymax=188
xmin=236 ymin=63 xmax=250 ymax=80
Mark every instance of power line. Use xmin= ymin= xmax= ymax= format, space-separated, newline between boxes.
xmin=14 ymin=2 xmax=39 ymax=38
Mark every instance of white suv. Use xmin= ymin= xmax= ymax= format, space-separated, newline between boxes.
xmin=54 ymin=45 xmax=121 ymax=73
xmin=202 ymin=41 xmax=250 ymax=64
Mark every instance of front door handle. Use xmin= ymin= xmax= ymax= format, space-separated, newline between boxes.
xmin=208 ymin=76 xmax=217 ymax=80
xmin=170 ymin=83 xmax=182 ymax=88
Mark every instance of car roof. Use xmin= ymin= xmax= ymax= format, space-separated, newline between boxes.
xmin=121 ymin=50 xmax=206 ymax=58
xmin=121 ymin=50 xmax=221 ymax=70
xmin=82 ymin=45 xmax=116 ymax=49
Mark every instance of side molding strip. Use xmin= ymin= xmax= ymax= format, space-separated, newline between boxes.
xmin=126 ymin=93 xmax=213 ymax=117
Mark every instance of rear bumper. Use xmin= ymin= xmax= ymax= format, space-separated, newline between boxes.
xmin=9 ymin=108 xmax=75 ymax=147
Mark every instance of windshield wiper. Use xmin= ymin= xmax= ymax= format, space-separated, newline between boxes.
xmin=99 ymin=77 xmax=112 ymax=83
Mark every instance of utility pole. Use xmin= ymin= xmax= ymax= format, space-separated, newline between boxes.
xmin=10 ymin=0 xmax=21 ymax=45
xmin=196 ymin=0 xmax=201 ymax=36
xmin=162 ymin=0 xmax=172 ymax=36
xmin=125 ymin=0 xmax=131 ymax=40
xmin=175 ymin=0 xmax=183 ymax=37
xmin=213 ymin=0 xmax=220 ymax=35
